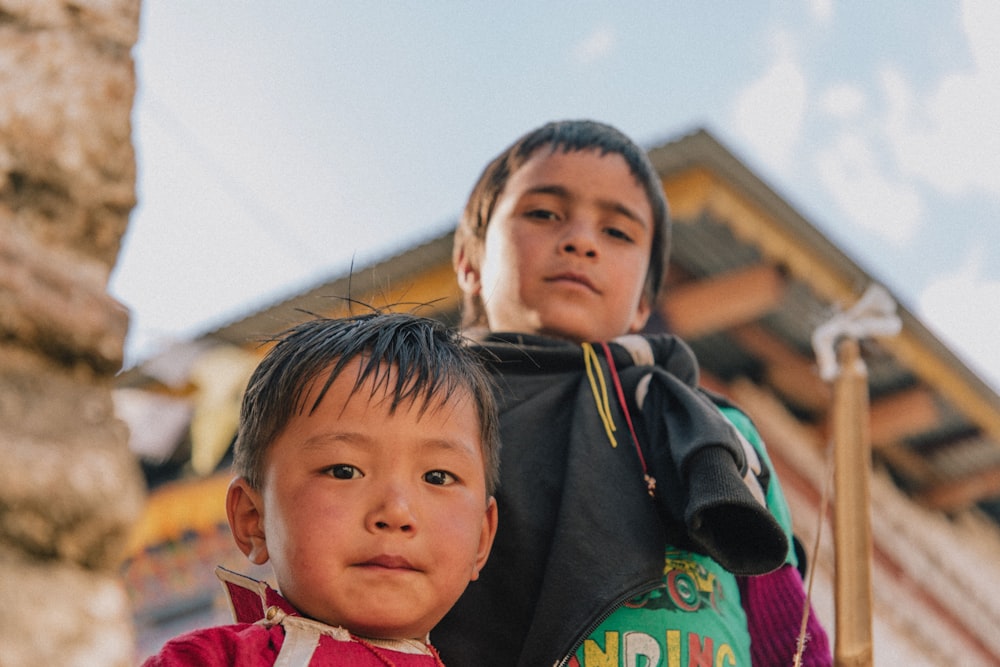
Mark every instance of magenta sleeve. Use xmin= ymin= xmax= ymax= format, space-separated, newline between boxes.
xmin=738 ymin=564 xmax=832 ymax=666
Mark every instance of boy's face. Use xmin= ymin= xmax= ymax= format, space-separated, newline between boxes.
xmin=459 ymin=148 xmax=653 ymax=342
xmin=227 ymin=359 xmax=497 ymax=640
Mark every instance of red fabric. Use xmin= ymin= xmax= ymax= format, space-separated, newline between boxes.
xmin=143 ymin=623 xmax=444 ymax=666
xmin=221 ymin=577 xmax=293 ymax=623
xmin=216 ymin=566 xmax=295 ymax=624
xmin=144 ymin=569 xmax=444 ymax=666
xmin=223 ymin=580 xmax=266 ymax=623
xmin=738 ymin=564 xmax=832 ymax=666
xmin=142 ymin=623 xmax=282 ymax=666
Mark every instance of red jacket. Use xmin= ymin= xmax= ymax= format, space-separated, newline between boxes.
xmin=143 ymin=568 xmax=445 ymax=666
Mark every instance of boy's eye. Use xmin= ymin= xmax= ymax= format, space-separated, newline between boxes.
xmin=423 ymin=470 xmax=456 ymax=486
xmin=605 ymin=226 xmax=634 ymax=243
xmin=526 ymin=208 xmax=559 ymax=221
xmin=326 ymin=464 xmax=362 ymax=480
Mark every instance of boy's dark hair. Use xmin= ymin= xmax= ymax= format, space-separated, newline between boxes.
xmin=233 ymin=312 xmax=501 ymax=495
xmin=454 ymin=119 xmax=671 ymax=329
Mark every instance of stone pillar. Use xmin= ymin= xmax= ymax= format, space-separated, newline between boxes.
xmin=0 ymin=1 xmax=145 ymax=665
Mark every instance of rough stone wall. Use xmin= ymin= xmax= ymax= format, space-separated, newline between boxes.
xmin=0 ymin=1 xmax=144 ymax=665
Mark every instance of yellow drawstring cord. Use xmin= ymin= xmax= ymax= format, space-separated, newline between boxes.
xmin=582 ymin=342 xmax=617 ymax=448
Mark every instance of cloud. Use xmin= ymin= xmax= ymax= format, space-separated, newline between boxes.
xmin=880 ymin=0 xmax=1000 ymax=198
xmin=819 ymin=82 xmax=866 ymax=120
xmin=918 ymin=249 xmax=1000 ymax=390
xmin=572 ymin=26 xmax=616 ymax=64
xmin=809 ymin=0 xmax=834 ymax=24
xmin=731 ymin=31 xmax=807 ymax=172
xmin=814 ymin=132 xmax=923 ymax=245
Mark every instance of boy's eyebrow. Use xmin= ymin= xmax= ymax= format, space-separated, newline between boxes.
xmin=297 ymin=432 xmax=362 ymax=455
xmin=301 ymin=431 xmax=481 ymax=460
xmin=525 ymin=184 xmax=648 ymax=228
xmin=416 ymin=436 xmax=482 ymax=462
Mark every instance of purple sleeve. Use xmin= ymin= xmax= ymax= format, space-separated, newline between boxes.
xmin=738 ymin=564 xmax=832 ymax=666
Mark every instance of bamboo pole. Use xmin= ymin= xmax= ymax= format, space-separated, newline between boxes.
xmin=812 ymin=284 xmax=900 ymax=667
xmin=832 ymin=338 xmax=874 ymax=667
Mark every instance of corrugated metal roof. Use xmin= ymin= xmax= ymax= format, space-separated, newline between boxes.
xmin=122 ymin=126 xmax=1000 ymax=529
xmin=652 ymin=129 xmax=1000 ymax=526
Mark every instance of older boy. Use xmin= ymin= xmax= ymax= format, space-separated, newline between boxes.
xmin=436 ymin=120 xmax=831 ymax=666
xmin=144 ymin=312 xmax=499 ymax=666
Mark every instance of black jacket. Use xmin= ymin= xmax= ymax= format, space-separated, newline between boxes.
xmin=434 ymin=333 xmax=788 ymax=667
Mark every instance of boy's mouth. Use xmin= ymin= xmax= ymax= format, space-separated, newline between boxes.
xmin=358 ymin=555 xmax=418 ymax=571
xmin=547 ymin=272 xmax=599 ymax=293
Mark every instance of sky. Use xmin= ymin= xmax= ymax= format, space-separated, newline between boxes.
xmin=110 ymin=1 xmax=1000 ymax=392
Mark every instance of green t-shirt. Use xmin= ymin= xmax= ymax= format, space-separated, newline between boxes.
xmin=570 ymin=406 xmax=796 ymax=667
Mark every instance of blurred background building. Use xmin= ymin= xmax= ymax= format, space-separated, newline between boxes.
xmin=119 ymin=129 xmax=1000 ymax=666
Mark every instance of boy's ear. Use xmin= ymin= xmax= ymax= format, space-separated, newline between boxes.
xmin=226 ymin=477 xmax=269 ymax=565
xmin=627 ymin=294 xmax=652 ymax=334
xmin=471 ymin=496 xmax=499 ymax=582
xmin=455 ymin=247 xmax=482 ymax=296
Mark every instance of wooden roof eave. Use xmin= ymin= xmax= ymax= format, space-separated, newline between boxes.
xmin=209 ymin=230 xmax=460 ymax=350
xmin=653 ymin=130 xmax=1000 ymax=509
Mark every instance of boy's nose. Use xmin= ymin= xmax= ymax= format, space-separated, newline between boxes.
xmin=367 ymin=485 xmax=416 ymax=533
xmin=559 ymin=222 xmax=598 ymax=258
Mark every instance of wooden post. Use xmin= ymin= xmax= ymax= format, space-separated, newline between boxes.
xmin=812 ymin=284 xmax=898 ymax=666
xmin=832 ymin=337 xmax=874 ymax=667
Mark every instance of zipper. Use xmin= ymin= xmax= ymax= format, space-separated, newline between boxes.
xmin=553 ymin=579 xmax=665 ymax=667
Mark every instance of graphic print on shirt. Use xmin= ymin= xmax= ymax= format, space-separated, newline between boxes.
xmin=570 ymin=547 xmax=750 ymax=667
xmin=625 ymin=554 xmax=724 ymax=614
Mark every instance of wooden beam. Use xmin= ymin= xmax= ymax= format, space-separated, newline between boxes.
xmin=661 ymin=264 xmax=785 ymax=339
xmin=875 ymin=443 xmax=940 ymax=486
xmin=728 ymin=323 xmax=831 ymax=413
xmin=661 ymin=168 xmax=716 ymax=221
xmin=663 ymin=167 xmax=858 ymax=306
xmin=880 ymin=331 xmax=1000 ymax=448
xmin=661 ymin=165 xmax=1000 ymax=507
xmin=314 ymin=263 xmax=462 ymax=318
xmin=868 ymin=387 xmax=941 ymax=448
xmin=919 ymin=464 xmax=1000 ymax=512
xmin=699 ymin=367 xmax=731 ymax=397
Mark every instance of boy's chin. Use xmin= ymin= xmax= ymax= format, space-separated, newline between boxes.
xmin=537 ymin=324 xmax=615 ymax=344
xmin=490 ymin=309 xmax=633 ymax=342
xmin=535 ymin=315 xmax=634 ymax=343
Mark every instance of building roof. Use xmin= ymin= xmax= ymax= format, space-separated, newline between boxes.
xmin=120 ymin=127 xmax=1000 ymax=532
xmin=647 ymin=129 xmax=1000 ymax=523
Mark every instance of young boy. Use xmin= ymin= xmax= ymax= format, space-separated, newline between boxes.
xmin=435 ymin=120 xmax=831 ymax=666
xmin=144 ymin=312 xmax=500 ymax=666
